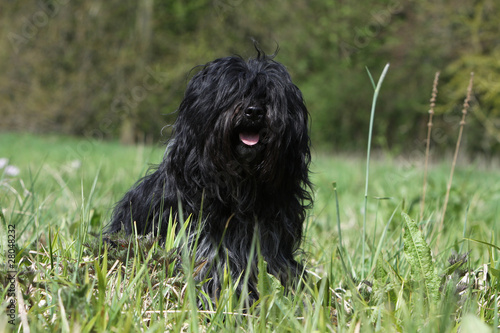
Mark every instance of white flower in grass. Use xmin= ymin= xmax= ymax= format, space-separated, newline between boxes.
xmin=4 ymin=165 xmax=20 ymax=177
xmin=70 ymin=160 xmax=82 ymax=169
xmin=0 ymin=158 xmax=8 ymax=169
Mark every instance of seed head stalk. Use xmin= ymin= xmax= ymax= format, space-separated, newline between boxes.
xmin=438 ymin=72 xmax=474 ymax=245
xmin=420 ymin=71 xmax=440 ymax=222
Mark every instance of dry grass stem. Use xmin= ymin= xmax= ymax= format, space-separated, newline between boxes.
xmin=438 ymin=72 xmax=474 ymax=244
xmin=420 ymin=71 xmax=440 ymax=222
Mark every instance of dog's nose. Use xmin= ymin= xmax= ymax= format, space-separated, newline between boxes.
xmin=245 ymin=106 xmax=264 ymax=121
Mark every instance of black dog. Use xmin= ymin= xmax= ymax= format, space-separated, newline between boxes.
xmin=106 ymin=47 xmax=312 ymax=303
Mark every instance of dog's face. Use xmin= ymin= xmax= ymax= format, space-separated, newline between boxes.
xmin=172 ymin=53 xmax=309 ymax=185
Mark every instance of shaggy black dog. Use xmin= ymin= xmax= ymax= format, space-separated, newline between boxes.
xmin=106 ymin=48 xmax=312 ymax=303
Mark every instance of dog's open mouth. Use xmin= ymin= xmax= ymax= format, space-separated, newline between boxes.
xmin=239 ymin=131 xmax=260 ymax=146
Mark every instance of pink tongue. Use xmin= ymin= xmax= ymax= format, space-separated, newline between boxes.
xmin=239 ymin=132 xmax=260 ymax=146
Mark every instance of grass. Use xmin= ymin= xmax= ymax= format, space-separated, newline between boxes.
xmin=1 ymin=131 xmax=499 ymax=332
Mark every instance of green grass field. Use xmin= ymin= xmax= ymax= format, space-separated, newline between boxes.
xmin=1 ymin=132 xmax=499 ymax=332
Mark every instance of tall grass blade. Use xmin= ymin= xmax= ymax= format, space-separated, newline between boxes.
xmin=332 ymin=181 xmax=343 ymax=248
xmin=362 ymin=63 xmax=390 ymax=279
xmin=365 ymin=66 xmax=376 ymax=89
xmin=370 ymin=204 xmax=399 ymax=275
xmin=460 ymin=202 xmax=470 ymax=253
xmin=463 ymin=238 xmax=500 ymax=251
xmin=176 ymin=197 xmax=199 ymax=332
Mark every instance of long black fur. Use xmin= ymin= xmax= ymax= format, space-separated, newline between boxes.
xmin=106 ymin=48 xmax=312 ymax=303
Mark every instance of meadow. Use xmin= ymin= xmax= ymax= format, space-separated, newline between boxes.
xmin=1 ymin=131 xmax=499 ymax=332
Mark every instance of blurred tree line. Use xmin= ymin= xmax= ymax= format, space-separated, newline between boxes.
xmin=0 ymin=0 xmax=499 ymax=155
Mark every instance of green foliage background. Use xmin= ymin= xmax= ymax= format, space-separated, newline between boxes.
xmin=0 ymin=0 xmax=499 ymax=154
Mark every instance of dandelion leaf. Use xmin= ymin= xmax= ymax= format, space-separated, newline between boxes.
xmin=402 ymin=212 xmax=440 ymax=302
